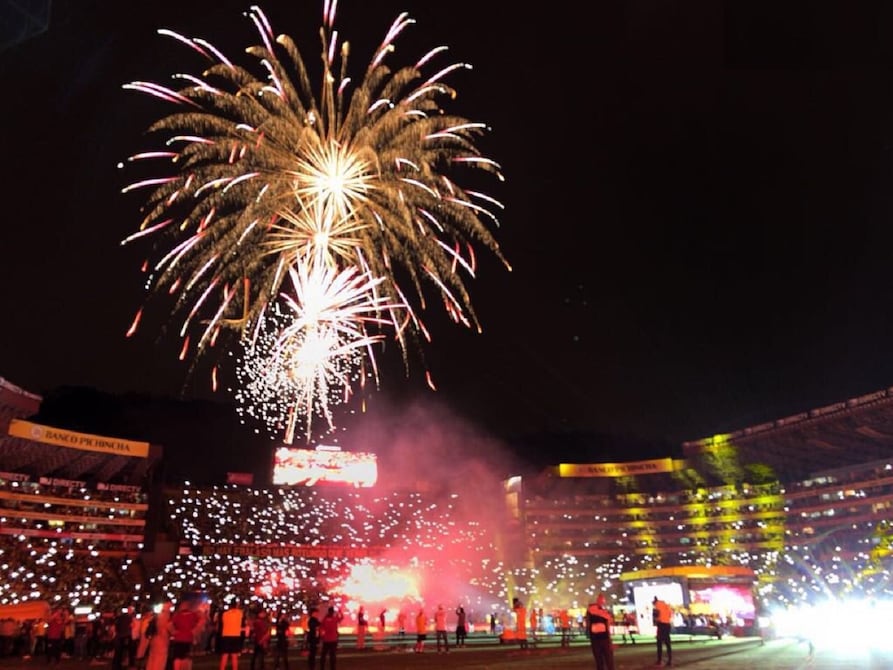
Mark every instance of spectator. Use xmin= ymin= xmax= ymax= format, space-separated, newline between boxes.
xmin=137 ymin=607 xmax=156 ymax=668
xmin=413 ymin=609 xmax=427 ymax=654
xmin=305 ymin=607 xmax=320 ymax=670
xmin=33 ymin=616 xmax=47 ymax=659
xmin=454 ymin=606 xmax=467 ymax=647
xmin=130 ymin=607 xmax=143 ymax=668
xmin=0 ymin=616 xmax=16 ymax=657
xmin=512 ymin=598 xmax=528 ymax=650
xmin=318 ymin=607 xmax=342 ymax=670
xmin=21 ymin=618 xmax=35 ymax=660
xmin=355 ymin=607 xmax=367 ymax=650
xmin=196 ymin=609 xmax=214 ymax=656
xmin=653 ymin=596 xmax=673 ymax=667
xmin=63 ymin=608 xmax=76 ymax=659
xmin=271 ymin=611 xmax=290 ymax=670
xmin=586 ymin=594 xmax=615 ymax=670
xmin=372 ymin=609 xmax=387 ymax=650
xmin=434 ymin=605 xmax=449 ymax=653
xmin=112 ymin=606 xmax=134 ymax=670
xmin=559 ymin=609 xmax=571 ymax=647
xmin=45 ymin=609 xmax=65 ymax=665
xmin=218 ymin=600 xmax=244 ymax=670
xmin=623 ymin=610 xmax=637 ymax=645
xmin=250 ymin=610 xmax=271 ymax=670
xmin=170 ymin=600 xmax=201 ymax=670
xmin=146 ymin=602 xmax=172 ymax=670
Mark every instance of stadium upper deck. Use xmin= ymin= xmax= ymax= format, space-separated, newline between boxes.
xmin=682 ymin=387 xmax=893 ymax=482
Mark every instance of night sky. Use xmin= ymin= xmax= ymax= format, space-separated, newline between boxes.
xmin=4 ymin=1 xmax=893 ymax=461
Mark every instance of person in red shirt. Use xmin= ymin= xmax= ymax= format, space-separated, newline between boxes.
xmin=250 ymin=610 xmax=271 ymax=670
xmin=45 ymin=608 xmax=65 ymax=665
xmin=170 ymin=600 xmax=201 ymax=670
xmin=318 ymin=607 xmax=342 ymax=670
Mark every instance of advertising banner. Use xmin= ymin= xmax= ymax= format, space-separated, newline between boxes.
xmin=8 ymin=420 xmax=150 ymax=458
xmin=558 ymin=458 xmax=675 ymax=478
xmin=194 ymin=544 xmax=382 ymax=558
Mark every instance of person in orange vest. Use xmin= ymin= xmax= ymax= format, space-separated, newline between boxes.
xmin=218 ymin=600 xmax=244 ymax=670
xmin=512 ymin=598 xmax=528 ymax=650
xmin=652 ymin=596 xmax=673 ymax=666
xmin=558 ymin=609 xmax=571 ymax=647
xmin=586 ymin=594 xmax=615 ymax=670
xmin=413 ymin=609 xmax=428 ymax=653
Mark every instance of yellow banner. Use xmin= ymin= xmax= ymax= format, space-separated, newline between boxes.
xmin=559 ymin=457 xmax=675 ymax=478
xmin=8 ymin=420 xmax=150 ymax=458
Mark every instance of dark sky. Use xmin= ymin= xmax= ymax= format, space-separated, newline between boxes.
xmin=4 ymin=1 xmax=893 ymax=455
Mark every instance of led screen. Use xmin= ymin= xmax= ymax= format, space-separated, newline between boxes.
xmin=632 ymin=582 xmax=685 ymax=636
xmin=689 ymin=584 xmax=755 ymax=619
xmin=272 ymin=447 xmax=378 ymax=487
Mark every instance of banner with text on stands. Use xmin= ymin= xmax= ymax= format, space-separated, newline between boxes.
xmin=7 ymin=419 xmax=150 ymax=458
xmin=193 ymin=544 xmax=384 ymax=559
xmin=558 ymin=457 xmax=682 ymax=478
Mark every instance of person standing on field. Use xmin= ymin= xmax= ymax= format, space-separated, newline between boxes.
xmin=218 ymin=600 xmax=244 ymax=670
xmin=454 ymin=606 xmax=467 ymax=647
xmin=434 ymin=605 xmax=449 ymax=653
xmin=586 ymin=594 xmax=615 ymax=670
xmin=653 ymin=596 xmax=673 ymax=667
xmin=318 ymin=607 xmax=342 ymax=670
xmin=414 ymin=609 xmax=428 ymax=653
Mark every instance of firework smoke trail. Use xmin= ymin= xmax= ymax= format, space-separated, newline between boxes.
xmin=121 ymin=2 xmax=509 ymax=439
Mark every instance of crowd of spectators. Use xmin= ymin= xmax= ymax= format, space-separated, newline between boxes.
xmin=0 ymin=536 xmax=139 ymax=609
xmin=149 ymin=485 xmax=501 ymax=616
xmin=0 ymin=466 xmax=887 ymax=640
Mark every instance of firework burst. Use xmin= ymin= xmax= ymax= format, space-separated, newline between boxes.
xmin=236 ymin=260 xmax=401 ymax=442
xmin=122 ymin=1 xmax=508 ymax=438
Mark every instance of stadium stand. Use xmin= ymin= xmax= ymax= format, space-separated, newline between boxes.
xmin=0 ymin=375 xmax=892 ymax=641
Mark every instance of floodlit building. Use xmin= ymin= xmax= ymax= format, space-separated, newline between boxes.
xmin=509 ymin=389 xmax=893 ymax=616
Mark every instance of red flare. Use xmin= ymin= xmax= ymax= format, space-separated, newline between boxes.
xmin=126 ymin=308 xmax=143 ymax=337
xmin=178 ymin=335 xmax=190 ymax=361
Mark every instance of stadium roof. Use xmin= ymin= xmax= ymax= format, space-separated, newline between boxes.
xmin=683 ymin=387 xmax=893 ymax=481
xmin=0 ymin=434 xmax=160 ymax=485
xmin=0 ymin=377 xmax=160 ymax=486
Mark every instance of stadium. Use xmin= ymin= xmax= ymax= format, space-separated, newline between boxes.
xmin=1 ymin=374 xmax=892 ymax=641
